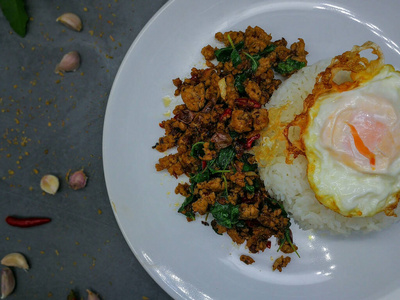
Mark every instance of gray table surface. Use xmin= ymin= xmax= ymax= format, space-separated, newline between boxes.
xmin=0 ymin=1 xmax=173 ymax=299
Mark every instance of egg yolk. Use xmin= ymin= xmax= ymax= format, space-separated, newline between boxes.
xmin=320 ymin=94 xmax=400 ymax=173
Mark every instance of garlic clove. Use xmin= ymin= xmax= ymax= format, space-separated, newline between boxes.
xmin=56 ymin=13 xmax=82 ymax=32
xmin=55 ymin=51 xmax=81 ymax=74
xmin=68 ymin=169 xmax=88 ymax=190
xmin=1 ymin=253 xmax=29 ymax=271
xmin=40 ymin=174 xmax=60 ymax=195
xmin=87 ymin=289 xmax=100 ymax=300
xmin=1 ymin=268 xmax=15 ymax=299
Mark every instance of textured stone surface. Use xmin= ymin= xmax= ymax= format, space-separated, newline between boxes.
xmin=0 ymin=1 xmax=172 ymax=299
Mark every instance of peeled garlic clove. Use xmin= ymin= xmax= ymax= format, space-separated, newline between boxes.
xmin=56 ymin=13 xmax=82 ymax=31
xmin=40 ymin=174 xmax=60 ymax=195
xmin=87 ymin=289 xmax=100 ymax=300
xmin=1 ymin=253 xmax=29 ymax=271
xmin=55 ymin=51 xmax=80 ymax=74
xmin=1 ymin=268 xmax=15 ymax=299
xmin=68 ymin=170 xmax=87 ymax=190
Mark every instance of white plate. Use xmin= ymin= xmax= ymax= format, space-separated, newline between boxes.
xmin=103 ymin=0 xmax=400 ymax=299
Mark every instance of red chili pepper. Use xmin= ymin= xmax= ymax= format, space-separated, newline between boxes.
xmin=5 ymin=216 xmax=51 ymax=228
xmin=245 ymin=134 xmax=261 ymax=149
xmin=219 ymin=108 xmax=232 ymax=121
xmin=235 ymin=98 xmax=261 ymax=109
xmin=202 ymin=160 xmax=207 ymax=170
xmin=266 ymin=240 xmax=272 ymax=249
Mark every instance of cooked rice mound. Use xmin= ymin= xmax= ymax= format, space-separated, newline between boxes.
xmin=254 ymin=59 xmax=400 ymax=234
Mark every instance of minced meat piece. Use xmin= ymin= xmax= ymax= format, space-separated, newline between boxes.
xmin=245 ymin=80 xmax=262 ymax=102
xmin=273 ymin=256 xmax=291 ymax=272
xmin=252 ymin=109 xmax=269 ymax=131
xmin=181 ymin=83 xmax=206 ymax=111
xmin=239 ymin=203 xmax=260 ymax=220
xmin=230 ymin=110 xmax=252 ymax=133
xmin=244 ymin=26 xmax=272 ymax=54
xmin=240 ymin=255 xmax=255 ymax=265
xmin=201 ymin=45 xmax=216 ymax=60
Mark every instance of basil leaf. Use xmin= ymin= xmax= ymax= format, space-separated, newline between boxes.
xmin=235 ymin=41 xmax=245 ymax=51
xmin=258 ymin=44 xmax=277 ymax=56
xmin=216 ymin=145 xmax=236 ymax=170
xmin=231 ymin=49 xmax=242 ymax=67
xmin=245 ymin=182 xmax=255 ymax=194
xmin=244 ymin=52 xmax=259 ymax=73
xmin=242 ymin=162 xmax=257 ymax=172
xmin=228 ymin=130 xmax=240 ymax=139
xmin=234 ymin=69 xmax=252 ymax=96
xmin=190 ymin=168 xmax=210 ymax=183
xmin=210 ymin=202 xmax=240 ymax=228
xmin=275 ymin=58 xmax=306 ymax=75
xmin=241 ymin=153 xmax=257 ymax=172
xmin=190 ymin=142 xmax=205 ymax=158
xmin=0 ymin=0 xmax=29 ymax=37
xmin=214 ymin=41 xmax=245 ymax=63
xmin=215 ymin=47 xmax=233 ymax=62
xmin=178 ymin=195 xmax=196 ymax=220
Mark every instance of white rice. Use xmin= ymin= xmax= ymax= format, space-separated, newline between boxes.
xmin=255 ymin=60 xmax=400 ymax=234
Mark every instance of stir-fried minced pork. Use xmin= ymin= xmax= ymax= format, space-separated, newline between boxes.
xmin=154 ymin=26 xmax=307 ymax=270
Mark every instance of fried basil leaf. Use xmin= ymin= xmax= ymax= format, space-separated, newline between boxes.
xmin=190 ymin=142 xmax=205 ymax=158
xmin=275 ymin=58 xmax=306 ymax=75
xmin=178 ymin=195 xmax=196 ymax=220
xmin=216 ymin=145 xmax=236 ymax=170
xmin=210 ymin=202 xmax=240 ymax=228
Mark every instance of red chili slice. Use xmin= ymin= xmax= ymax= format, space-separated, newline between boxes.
xmin=219 ymin=108 xmax=232 ymax=121
xmin=245 ymin=134 xmax=261 ymax=149
xmin=235 ymin=98 xmax=261 ymax=109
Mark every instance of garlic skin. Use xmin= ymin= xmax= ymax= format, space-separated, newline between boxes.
xmin=55 ymin=51 xmax=81 ymax=74
xmin=1 ymin=268 xmax=15 ymax=299
xmin=40 ymin=174 xmax=60 ymax=195
xmin=87 ymin=289 xmax=100 ymax=300
xmin=1 ymin=253 xmax=29 ymax=271
xmin=69 ymin=170 xmax=87 ymax=190
xmin=56 ymin=13 xmax=82 ymax=31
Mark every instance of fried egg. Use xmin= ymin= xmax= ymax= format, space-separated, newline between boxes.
xmin=287 ymin=41 xmax=400 ymax=217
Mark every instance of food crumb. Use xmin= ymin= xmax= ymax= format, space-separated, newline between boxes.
xmin=162 ymin=96 xmax=171 ymax=107
xmin=272 ymin=255 xmax=291 ymax=272
xmin=240 ymin=255 xmax=255 ymax=265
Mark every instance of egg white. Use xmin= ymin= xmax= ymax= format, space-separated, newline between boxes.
xmin=304 ymin=65 xmax=400 ymax=217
